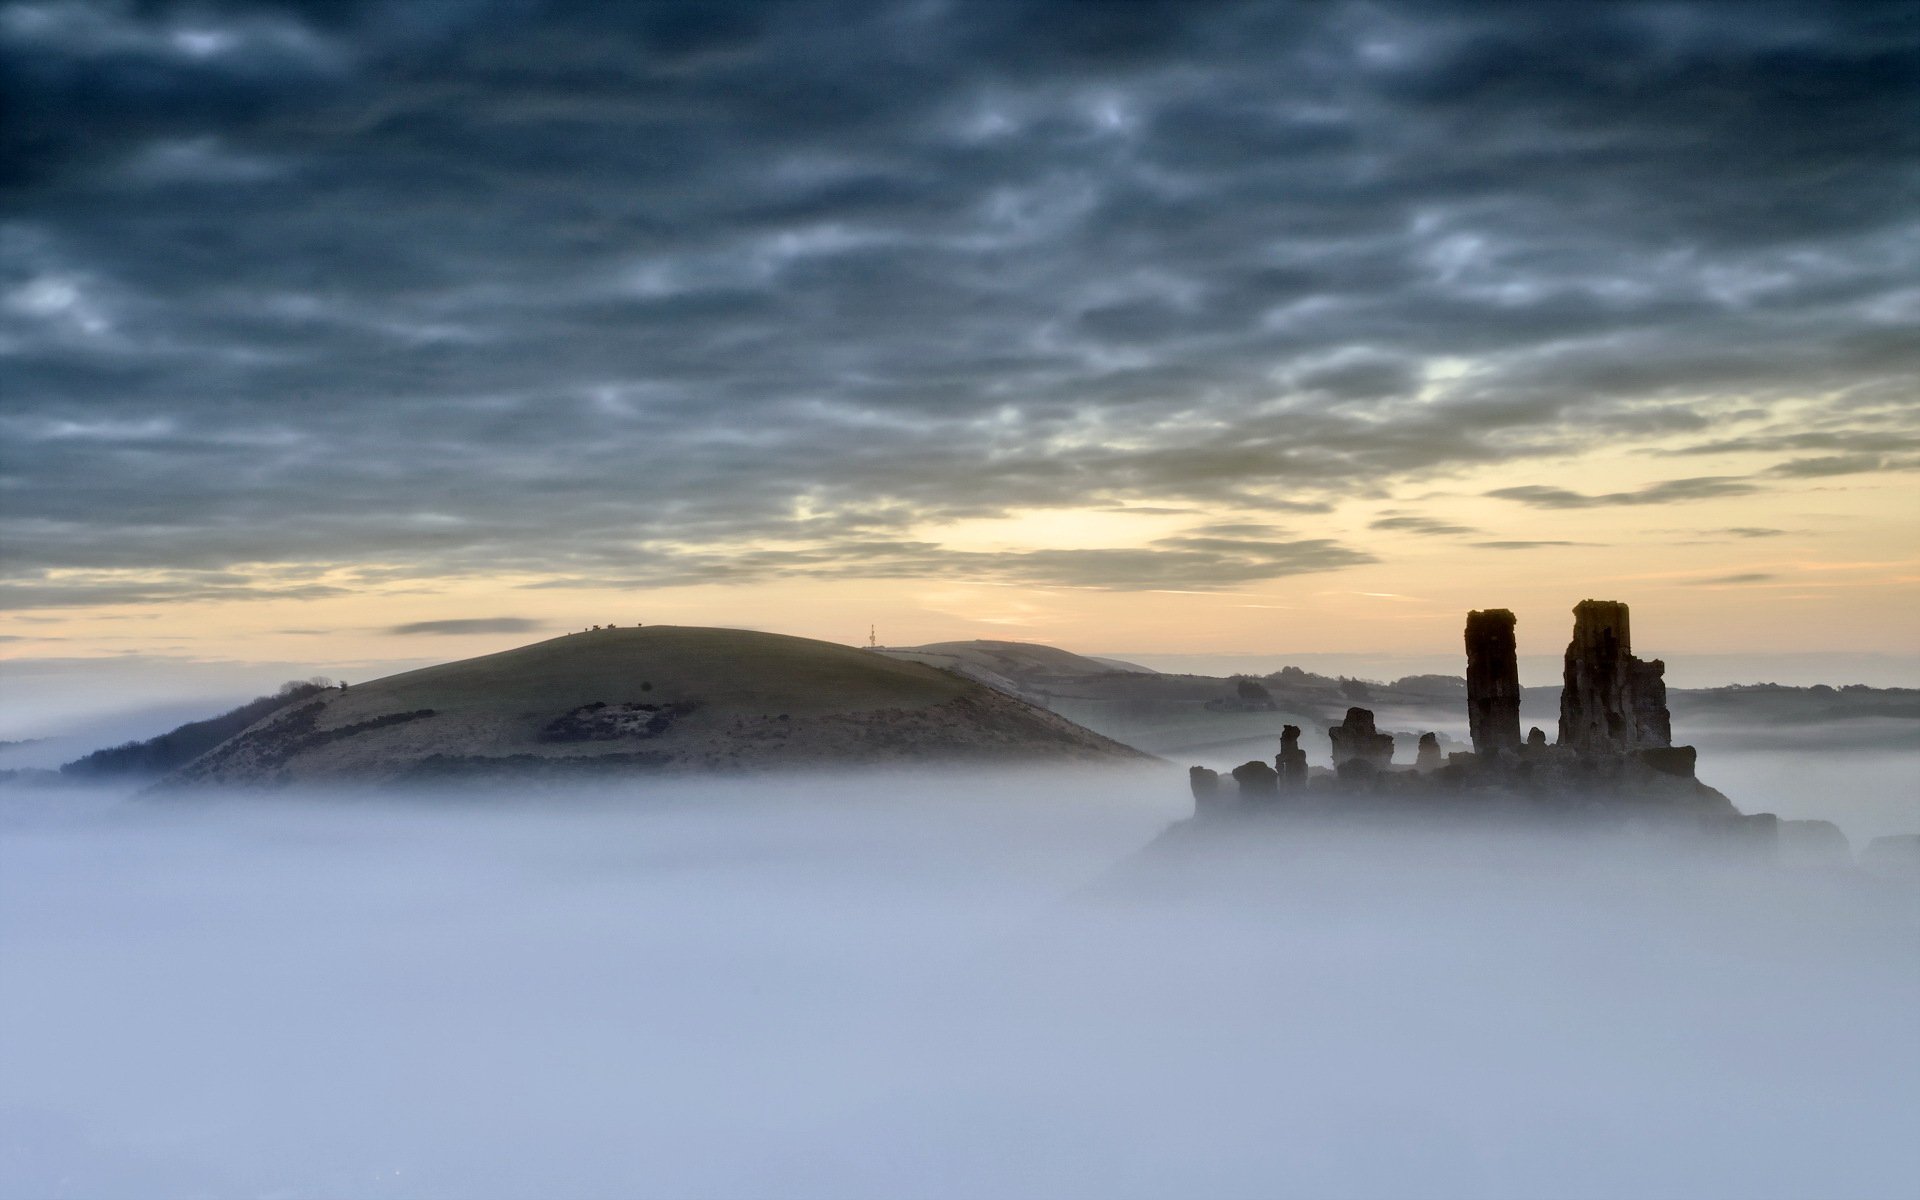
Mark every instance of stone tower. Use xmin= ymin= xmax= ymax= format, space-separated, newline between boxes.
xmin=1464 ymin=608 xmax=1523 ymax=757
xmin=1558 ymin=600 xmax=1671 ymax=752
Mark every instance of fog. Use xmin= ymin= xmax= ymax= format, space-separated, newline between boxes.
xmin=1185 ymin=726 xmax=1919 ymax=851
xmin=3 ymin=768 xmax=1916 ymax=1199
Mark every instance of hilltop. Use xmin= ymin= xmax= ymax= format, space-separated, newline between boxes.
xmin=158 ymin=626 xmax=1147 ymax=788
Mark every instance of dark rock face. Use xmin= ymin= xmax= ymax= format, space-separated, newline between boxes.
xmin=1415 ymin=732 xmax=1443 ymax=772
xmin=1464 ymin=608 xmax=1522 ymax=757
xmin=1637 ymin=746 xmax=1695 ymax=779
xmin=1328 ymin=707 xmax=1393 ymax=768
xmin=1232 ymin=759 xmax=1279 ymax=798
xmin=1527 ymin=727 xmax=1548 ymax=750
xmin=1336 ymin=757 xmax=1380 ymax=786
xmin=1189 ymin=766 xmax=1222 ymax=815
xmin=1558 ymin=600 xmax=1672 ymax=753
xmin=1277 ymin=724 xmax=1309 ymax=786
xmin=1629 ymin=658 xmax=1672 ymax=749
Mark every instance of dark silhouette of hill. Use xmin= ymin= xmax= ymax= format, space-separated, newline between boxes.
xmin=60 ymin=680 xmax=331 ymax=782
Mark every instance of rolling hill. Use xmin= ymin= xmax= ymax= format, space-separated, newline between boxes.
xmin=876 ymin=639 xmax=1152 ymax=698
xmin=60 ymin=680 xmax=331 ymax=782
xmin=159 ymin=626 xmax=1148 ymax=787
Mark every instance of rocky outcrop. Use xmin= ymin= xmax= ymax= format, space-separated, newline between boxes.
xmin=1558 ymin=600 xmax=1672 ymax=753
xmin=1415 ymin=732 xmax=1443 ymax=772
xmin=1637 ymin=746 xmax=1695 ymax=779
xmin=1231 ymin=759 xmax=1278 ymax=799
xmin=1465 ymin=608 xmax=1522 ymax=757
xmin=1328 ymin=707 xmax=1393 ymax=769
xmin=1629 ymin=658 xmax=1672 ymax=749
xmin=1526 ymin=726 xmax=1548 ymax=750
xmin=1189 ymin=766 xmax=1222 ymax=815
xmin=1277 ymin=724 xmax=1309 ymax=786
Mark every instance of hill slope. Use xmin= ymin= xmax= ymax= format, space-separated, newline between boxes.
xmin=898 ymin=640 xmax=1152 ymax=678
xmin=161 ymin=627 xmax=1147 ymax=787
xmin=61 ymin=680 xmax=329 ymax=782
xmin=877 ymin=640 xmax=1153 ymax=698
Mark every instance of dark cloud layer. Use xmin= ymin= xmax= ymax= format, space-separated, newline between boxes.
xmin=1488 ymin=476 xmax=1762 ymax=509
xmin=386 ymin=617 xmax=544 ymax=636
xmin=2 ymin=0 xmax=1915 ymax=601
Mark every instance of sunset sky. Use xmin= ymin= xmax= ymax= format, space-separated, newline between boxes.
xmin=3 ymin=0 xmax=1916 ymax=701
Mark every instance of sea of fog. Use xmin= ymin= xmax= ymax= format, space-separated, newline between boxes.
xmin=2 ymin=767 xmax=1917 ymax=1200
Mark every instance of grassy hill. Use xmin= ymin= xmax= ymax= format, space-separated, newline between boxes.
xmin=161 ymin=626 xmax=1148 ymax=787
xmin=60 ymin=680 xmax=330 ymax=782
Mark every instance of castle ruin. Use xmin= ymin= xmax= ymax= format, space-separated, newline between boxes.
xmin=1187 ymin=599 xmax=1741 ymax=824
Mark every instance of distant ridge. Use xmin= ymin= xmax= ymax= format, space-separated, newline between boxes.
xmin=878 ymin=640 xmax=1152 ymax=695
xmin=159 ymin=626 xmax=1148 ymax=788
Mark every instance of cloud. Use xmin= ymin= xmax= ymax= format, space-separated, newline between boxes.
xmin=1369 ymin=515 xmax=1478 ymax=536
xmin=1688 ymin=572 xmax=1778 ymax=585
xmin=1765 ymin=454 xmax=1890 ymax=478
xmin=385 ymin=617 xmax=546 ymax=636
xmin=1470 ymin=540 xmax=1590 ymax=550
xmin=1487 ymin=477 xmax=1760 ymax=509
xmin=0 ymin=1 xmax=1914 ymax=606
xmin=0 ymin=574 xmax=352 ymax=610
xmin=1718 ymin=527 xmax=1787 ymax=539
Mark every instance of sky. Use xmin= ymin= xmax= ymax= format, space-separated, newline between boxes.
xmin=2 ymin=0 xmax=1917 ymax=693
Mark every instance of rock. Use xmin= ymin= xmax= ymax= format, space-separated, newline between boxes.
xmin=1231 ymin=759 xmax=1279 ymax=799
xmin=1464 ymin=608 xmax=1523 ymax=757
xmin=1188 ymin=766 xmax=1222 ymax=815
xmin=1636 ymin=746 xmax=1696 ymax=779
xmin=1777 ymin=819 xmax=1852 ymax=869
xmin=1276 ymin=724 xmax=1309 ymax=787
xmin=1336 ymin=757 xmax=1380 ymax=786
xmin=1415 ymin=732 xmax=1443 ymax=772
xmin=1328 ymin=707 xmax=1393 ymax=769
xmin=1558 ymin=600 xmax=1672 ymax=753
xmin=1860 ymin=834 xmax=1920 ymax=882
xmin=1629 ymin=658 xmax=1672 ymax=749
xmin=1730 ymin=811 xmax=1780 ymax=855
xmin=1526 ymin=726 xmax=1548 ymax=749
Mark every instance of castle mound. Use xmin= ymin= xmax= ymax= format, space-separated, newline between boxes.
xmin=160 ymin=626 xmax=1149 ymax=788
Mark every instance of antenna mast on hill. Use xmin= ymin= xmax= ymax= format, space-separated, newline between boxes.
xmin=869 ymin=624 xmax=877 ymax=649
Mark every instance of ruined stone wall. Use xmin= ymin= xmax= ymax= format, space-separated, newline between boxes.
xmin=1277 ymin=724 xmax=1309 ymax=786
xmin=1329 ymin=707 xmax=1394 ymax=768
xmin=1558 ymin=600 xmax=1671 ymax=752
xmin=1464 ymin=608 xmax=1523 ymax=757
xmin=1630 ymin=658 xmax=1672 ymax=749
